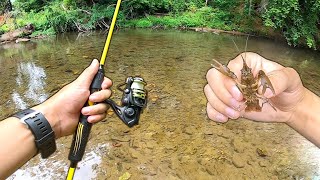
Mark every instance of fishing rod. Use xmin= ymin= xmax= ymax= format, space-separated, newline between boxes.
xmin=66 ymin=0 xmax=122 ymax=176
xmin=66 ymin=0 xmax=147 ymax=179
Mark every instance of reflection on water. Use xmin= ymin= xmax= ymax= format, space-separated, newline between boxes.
xmin=9 ymin=158 xmax=66 ymax=180
xmin=72 ymin=145 xmax=105 ymax=180
xmin=11 ymin=92 xmax=28 ymax=110
xmin=9 ymin=143 xmax=107 ymax=180
xmin=1 ymin=29 xmax=320 ymax=179
xmin=12 ymin=62 xmax=48 ymax=110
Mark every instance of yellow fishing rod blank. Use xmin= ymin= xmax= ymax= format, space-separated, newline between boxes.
xmin=100 ymin=0 xmax=122 ymax=65
xmin=66 ymin=0 xmax=122 ymax=179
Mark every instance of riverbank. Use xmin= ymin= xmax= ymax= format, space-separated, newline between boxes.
xmin=1 ymin=1 xmax=319 ymax=50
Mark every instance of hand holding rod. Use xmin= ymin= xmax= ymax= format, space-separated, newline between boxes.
xmin=67 ymin=66 xmax=104 ymax=180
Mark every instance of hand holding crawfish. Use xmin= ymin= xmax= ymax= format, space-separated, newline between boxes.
xmin=211 ymin=53 xmax=276 ymax=112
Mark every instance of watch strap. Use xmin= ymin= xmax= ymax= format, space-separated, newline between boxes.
xmin=14 ymin=109 xmax=35 ymax=119
xmin=13 ymin=109 xmax=56 ymax=158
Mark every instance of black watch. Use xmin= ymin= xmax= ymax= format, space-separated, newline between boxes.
xmin=13 ymin=109 xmax=57 ymax=158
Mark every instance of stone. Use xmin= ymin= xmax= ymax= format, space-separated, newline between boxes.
xmin=232 ymin=155 xmax=245 ymax=168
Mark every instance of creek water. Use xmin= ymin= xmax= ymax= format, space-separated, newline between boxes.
xmin=1 ymin=29 xmax=320 ymax=179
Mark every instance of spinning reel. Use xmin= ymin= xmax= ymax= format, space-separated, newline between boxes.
xmin=105 ymin=76 xmax=147 ymax=127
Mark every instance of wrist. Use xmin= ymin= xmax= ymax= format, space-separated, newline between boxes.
xmin=12 ymin=108 xmax=57 ymax=158
xmin=286 ymin=88 xmax=320 ymax=147
xmin=286 ymin=88 xmax=313 ymax=126
xmin=32 ymin=101 xmax=61 ymax=138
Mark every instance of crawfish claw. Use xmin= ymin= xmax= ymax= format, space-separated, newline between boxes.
xmin=261 ymin=98 xmax=277 ymax=112
xmin=211 ymin=59 xmax=238 ymax=80
xmin=258 ymin=70 xmax=275 ymax=96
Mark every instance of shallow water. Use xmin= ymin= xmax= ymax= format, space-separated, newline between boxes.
xmin=1 ymin=29 xmax=320 ymax=179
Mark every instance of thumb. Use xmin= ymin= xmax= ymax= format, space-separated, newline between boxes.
xmin=264 ymin=67 xmax=302 ymax=98
xmin=75 ymin=59 xmax=99 ymax=88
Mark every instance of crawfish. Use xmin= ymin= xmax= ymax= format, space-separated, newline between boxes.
xmin=211 ymin=53 xmax=276 ymax=112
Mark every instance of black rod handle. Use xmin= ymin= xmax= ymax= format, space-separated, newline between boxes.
xmin=68 ymin=66 xmax=104 ymax=164
xmin=68 ymin=114 xmax=92 ymax=163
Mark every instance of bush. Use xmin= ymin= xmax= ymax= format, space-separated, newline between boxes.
xmin=136 ymin=19 xmax=153 ymax=28
xmin=12 ymin=1 xmax=128 ymax=34
xmin=13 ymin=0 xmax=48 ymax=13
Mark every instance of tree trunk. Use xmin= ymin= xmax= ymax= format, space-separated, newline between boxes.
xmin=188 ymin=27 xmax=250 ymax=36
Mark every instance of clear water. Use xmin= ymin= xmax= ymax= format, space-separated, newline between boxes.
xmin=1 ymin=29 xmax=320 ymax=179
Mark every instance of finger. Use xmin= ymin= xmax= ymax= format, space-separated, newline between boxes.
xmin=206 ymin=102 xmax=228 ymax=122
xmin=102 ymin=77 xmax=113 ymax=89
xmin=89 ymin=89 xmax=112 ymax=102
xmin=206 ymin=68 xmax=243 ymax=105
xmin=225 ymin=54 xmax=245 ymax=78
xmin=87 ymin=113 xmax=107 ymax=123
xmin=75 ymin=59 xmax=99 ymax=88
xmin=82 ymin=103 xmax=109 ymax=116
xmin=229 ymin=52 xmax=284 ymax=76
xmin=204 ymin=84 xmax=240 ymax=119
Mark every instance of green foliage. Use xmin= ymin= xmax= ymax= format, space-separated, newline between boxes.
xmin=14 ymin=3 xmax=77 ymax=34
xmin=209 ymin=0 xmax=240 ymax=11
xmin=122 ymin=0 xmax=170 ymax=18
xmin=15 ymin=10 xmax=51 ymax=33
xmin=263 ymin=0 xmax=320 ymax=49
xmin=0 ymin=0 xmax=12 ymax=14
xmin=169 ymin=0 xmax=204 ymax=13
xmin=46 ymin=4 xmax=78 ymax=32
xmin=6 ymin=0 xmax=320 ymax=50
xmin=62 ymin=0 xmax=75 ymax=8
xmin=126 ymin=6 xmax=234 ymax=30
xmin=13 ymin=0 xmax=50 ymax=12
xmin=88 ymin=5 xmax=124 ymax=29
xmin=0 ymin=24 xmax=10 ymax=34
xmin=12 ymin=0 xmax=127 ymax=34
xmin=0 ymin=1 xmax=6 ymax=13
xmin=121 ymin=0 xmax=206 ymax=18
xmin=136 ymin=19 xmax=153 ymax=28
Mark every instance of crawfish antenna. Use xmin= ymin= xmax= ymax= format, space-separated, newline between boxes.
xmin=244 ymin=35 xmax=249 ymax=61
xmin=231 ymin=38 xmax=246 ymax=64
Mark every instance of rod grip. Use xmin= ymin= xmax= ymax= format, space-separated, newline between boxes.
xmin=68 ymin=114 xmax=92 ymax=163
xmin=91 ymin=66 xmax=105 ymax=90
xmin=68 ymin=65 xmax=105 ymax=163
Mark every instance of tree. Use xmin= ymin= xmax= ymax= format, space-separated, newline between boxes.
xmin=262 ymin=0 xmax=320 ymax=49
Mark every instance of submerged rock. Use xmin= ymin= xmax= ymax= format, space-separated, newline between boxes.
xmin=256 ymin=147 xmax=268 ymax=157
xmin=232 ymin=155 xmax=245 ymax=168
